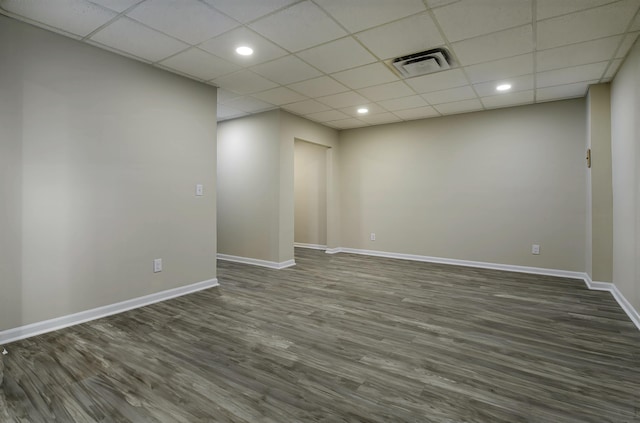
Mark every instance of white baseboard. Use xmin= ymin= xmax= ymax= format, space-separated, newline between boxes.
xmin=331 ymin=247 xmax=585 ymax=279
xmin=325 ymin=247 xmax=343 ymax=254
xmin=582 ymin=273 xmax=613 ymax=291
xmin=0 ymin=278 xmax=219 ymax=345
xmin=610 ymin=284 xmax=640 ymax=331
xmin=330 ymin=247 xmax=640 ymax=332
xmin=294 ymin=243 xmax=327 ymax=250
xmin=217 ymin=254 xmax=296 ymax=269
xmin=583 ymin=274 xmax=640 ymax=331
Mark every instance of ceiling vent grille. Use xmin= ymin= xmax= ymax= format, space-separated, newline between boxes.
xmin=389 ymin=48 xmax=453 ymax=78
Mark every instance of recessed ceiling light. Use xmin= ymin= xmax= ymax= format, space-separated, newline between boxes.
xmin=357 ymin=107 xmax=369 ymax=114
xmin=236 ymin=46 xmax=253 ymax=56
xmin=496 ymin=83 xmax=512 ymax=92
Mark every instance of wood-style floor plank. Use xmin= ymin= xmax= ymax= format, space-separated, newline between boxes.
xmin=2 ymin=248 xmax=640 ymax=422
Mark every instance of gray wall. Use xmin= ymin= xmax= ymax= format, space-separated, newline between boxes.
xmin=294 ymin=140 xmax=328 ymax=246
xmin=338 ymin=100 xmax=587 ymax=271
xmin=611 ymin=39 xmax=640 ymax=312
xmin=217 ymin=110 xmax=281 ymax=262
xmin=0 ymin=16 xmax=218 ymax=331
xmin=585 ymin=84 xmax=613 ymax=282
xmin=280 ymin=111 xmax=340 ymax=258
xmin=217 ymin=110 xmax=338 ymax=263
xmin=0 ymin=16 xmax=24 ymax=333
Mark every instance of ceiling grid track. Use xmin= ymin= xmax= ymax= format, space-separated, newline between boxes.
xmin=2 ymin=0 xmax=638 ymax=127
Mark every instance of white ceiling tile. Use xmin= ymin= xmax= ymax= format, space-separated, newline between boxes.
xmin=251 ymin=55 xmax=322 ymax=85
xmin=10 ymin=0 xmax=629 ymax=129
xmin=378 ymin=95 xmax=428 ymax=111
xmin=357 ymin=81 xmax=416 ymax=101
xmin=317 ymin=91 xmax=369 ymax=108
xmin=217 ymin=104 xmax=245 ymax=119
xmin=1 ymin=0 xmax=117 ymax=37
xmin=393 ymin=106 xmax=440 ymax=120
xmin=481 ymin=90 xmax=533 ymax=109
xmin=359 ymin=112 xmax=403 ymax=125
xmin=306 ymin=109 xmax=351 ymax=122
xmin=203 ymin=0 xmax=298 ymax=23
xmin=355 ymin=12 xmax=444 ymax=60
xmin=632 ymin=10 xmax=640 ymax=31
xmin=452 ymin=25 xmax=533 ymax=65
xmin=159 ymin=48 xmax=240 ymax=81
xmin=297 ymin=37 xmax=377 ymax=73
xmin=434 ymin=98 xmax=483 ymax=115
xmin=91 ymin=17 xmax=188 ymax=62
xmin=249 ymin=1 xmax=347 ymax=52
xmin=315 ymin=0 xmax=426 ymax=32
xmin=89 ymin=0 xmax=142 ymax=13
xmin=536 ymin=80 xmax=596 ymax=102
xmin=199 ymin=27 xmax=287 ymax=66
xmin=603 ymin=58 xmax=624 ymax=80
xmin=536 ymin=36 xmax=622 ymax=72
xmin=225 ymin=96 xmax=275 ymax=112
xmin=404 ymin=68 xmax=468 ymax=93
xmin=338 ymin=103 xmax=388 ymax=117
xmin=217 ymin=88 xmax=242 ymax=103
xmin=464 ymin=54 xmax=533 ymax=83
xmin=422 ymin=85 xmax=476 ymax=104
xmin=127 ymin=0 xmax=238 ymax=45
xmin=282 ymin=99 xmax=331 ymax=115
xmin=287 ymin=76 xmax=349 ymax=97
xmin=331 ymin=63 xmax=399 ymax=89
xmin=536 ymin=62 xmax=608 ymax=88
xmin=616 ymin=32 xmax=640 ymax=58
xmin=536 ymin=0 xmax=617 ymax=20
xmin=324 ymin=118 xmax=368 ymax=129
xmin=537 ymin=0 xmax=639 ymax=50
xmin=252 ymin=87 xmax=307 ymax=105
xmin=433 ymin=0 xmax=531 ymax=42
xmin=212 ymin=70 xmax=278 ymax=95
xmin=473 ymin=74 xmax=533 ymax=96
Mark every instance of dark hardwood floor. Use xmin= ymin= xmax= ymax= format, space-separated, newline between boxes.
xmin=2 ymin=248 xmax=640 ymax=422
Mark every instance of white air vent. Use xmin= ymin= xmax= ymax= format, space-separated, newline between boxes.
xmin=390 ymin=48 xmax=453 ymax=78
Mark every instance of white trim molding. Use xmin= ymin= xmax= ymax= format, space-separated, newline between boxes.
xmin=217 ymin=254 xmax=295 ymax=269
xmin=329 ymin=247 xmax=640 ymax=332
xmin=325 ymin=247 xmax=343 ymax=255
xmin=610 ymin=284 xmax=640 ymax=331
xmin=294 ymin=243 xmax=327 ymax=250
xmin=583 ymin=274 xmax=640 ymax=331
xmin=331 ymin=247 xmax=585 ymax=279
xmin=0 ymin=278 xmax=219 ymax=345
xmin=582 ymin=273 xmax=613 ymax=291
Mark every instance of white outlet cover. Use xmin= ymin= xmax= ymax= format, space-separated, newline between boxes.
xmin=153 ymin=258 xmax=162 ymax=272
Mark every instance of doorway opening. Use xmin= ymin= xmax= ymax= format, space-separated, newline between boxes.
xmin=294 ymin=139 xmax=329 ymax=250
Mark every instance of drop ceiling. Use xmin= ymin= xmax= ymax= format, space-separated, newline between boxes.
xmin=1 ymin=0 xmax=639 ymax=129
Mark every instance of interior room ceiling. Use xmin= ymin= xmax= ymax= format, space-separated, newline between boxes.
xmin=2 ymin=0 xmax=639 ymax=129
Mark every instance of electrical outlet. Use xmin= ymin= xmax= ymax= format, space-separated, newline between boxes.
xmin=370 ymin=232 xmax=376 ymax=241
xmin=532 ymin=244 xmax=540 ymax=255
xmin=153 ymin=258 xmax=162 ymax=273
